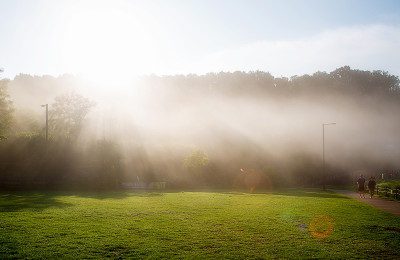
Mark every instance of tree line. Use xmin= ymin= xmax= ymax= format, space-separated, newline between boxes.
xmin=0 ymin=66 xmax=399 ymax=190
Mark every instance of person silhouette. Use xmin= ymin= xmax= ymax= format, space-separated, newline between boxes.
xmin=368 ymin=176 xmax=376 ymax=199
xmin=357 ymin=174 xmax=366 ymax=198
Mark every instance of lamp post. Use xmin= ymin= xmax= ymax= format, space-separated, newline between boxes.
xmin=41 ymin=104 xmax=48 ymax=142
xmin=322 ymin=123 xmax=336 ymax=190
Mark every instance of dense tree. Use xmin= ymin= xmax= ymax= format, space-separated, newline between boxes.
xmin=8 ymin=74 xmax=80 ymax=112
xmin=0 ymin=78 xmax=15 ymax=140
xmin=12 ymin=110 xmax=41 ymax=134
xmin=329 ymin=66 xmax=400 ymax=95
xmin=86 ymin=140 xmax=122 ymax=189
xmin=140 ymin=66 xmax=399 ymax=99
xmin=2 ymin=66 xmax=400 ymax=190
xmin=49 ymin=92 xmax=95 ymax=139
xmin=182 ymin=149 xmax=211 ymax=185
xmin=183 ymin=149 xmax=210 ymax=172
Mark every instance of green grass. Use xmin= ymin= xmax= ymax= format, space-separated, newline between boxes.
xmin=1 ymin=189 xmax=400 ymax=259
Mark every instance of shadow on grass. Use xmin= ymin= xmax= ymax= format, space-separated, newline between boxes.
xmin=203 ymin=188 xmax=351 ymax=199
xmin=220 ymin=188 xmax=351 ymax=199
xmin=68 ymin=191 xmax=135 ymax=200
xmin=267 ymin=189 xmax=352 ymax=199
xmin=0 ymin=188 xmax=348 ymax=212
xmin=0 ymin=192 xmax=73 ymax=212
xmin=73 ymin=190 xmax=165 ymax=200
xmin=0 ymin=190 xmax=166 ymax=211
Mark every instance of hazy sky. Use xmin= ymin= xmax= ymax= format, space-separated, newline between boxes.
xmin=1 ymin=0 xmax=400 ymax=83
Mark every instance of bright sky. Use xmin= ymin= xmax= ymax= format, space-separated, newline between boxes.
xmin=1 ymin=0 xmax=400 ymax=83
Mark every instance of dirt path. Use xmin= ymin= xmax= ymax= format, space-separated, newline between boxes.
xmin=332 ymin=189 xmax=400 ymax=217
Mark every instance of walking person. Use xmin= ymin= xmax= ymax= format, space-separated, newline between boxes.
xmin=357 ymin=174 xmax=366 ymax=198
xmin=368 ymin=176 xmax=377 ymax=199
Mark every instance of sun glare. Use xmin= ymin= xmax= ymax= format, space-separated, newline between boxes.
xmin=62 ymin=7 xmax=159 ymax=86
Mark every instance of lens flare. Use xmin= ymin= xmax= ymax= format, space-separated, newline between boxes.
xmin=233 ymin=169 xmax=273 ymax=192
xmin=310 ymin=215 xmax=334 ymax=239
xmin=244 ymin=169 xmax=263 ymax=192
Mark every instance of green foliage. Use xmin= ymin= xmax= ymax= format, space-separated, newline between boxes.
xmin=377 ymin=180 xmax=400 ymax=189
xmin=182 ymin=149 xmax=211 ymax=186
xmin=0 ymin=79 xmax=15 ymax=139
xmin=1 ymin=190 xmax=400 ymax=259
xmin=142 ymin=66 xmax=400 ymax=98
xmin=0 ymin=134 xmax=47 ymax=188
xmin=49 ymin=92 xmax=95 ymax=139
xmin=85 ymin=139 xmax=122 ymax=189
xmin=13 ymin=110 xmax=41 ymax=133
xmin=0 ymin=135 xmax=122 ymax=190
xmin=2 ymin=67 xmax=400 ymax=190
xmin=183 ymin=149 xmax=210 ymax=173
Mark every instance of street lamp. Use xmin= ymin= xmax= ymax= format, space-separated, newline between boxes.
xmin=41 ymin=104 xmax=48 ymax=142
xmin=322 ymin=123 xmax=336 ymax=190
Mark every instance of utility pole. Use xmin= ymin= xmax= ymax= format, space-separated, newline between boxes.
xmin=322 ymin=123 xmax=336 ymax=190
xmin=41 ymin=104 xmax=49 ymax=187
xmin=41 ymin=104 xmax=48 ymax=142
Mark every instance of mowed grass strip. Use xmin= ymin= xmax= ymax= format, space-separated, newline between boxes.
xmin=1 ymin=189 xmax=400 ymax=259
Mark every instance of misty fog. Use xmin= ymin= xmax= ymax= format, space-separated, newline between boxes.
xmin=1 ymin=67 xmax=400 ymax=189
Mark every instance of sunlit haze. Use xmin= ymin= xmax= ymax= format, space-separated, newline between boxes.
xmin=1 ymin=0 xmax=400 ymax=190
xmin=2 ymin=2 xmax=400 ymax=258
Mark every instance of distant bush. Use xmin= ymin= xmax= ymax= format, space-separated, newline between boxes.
xmin=377 ymin=180 xmax=400 ymax=190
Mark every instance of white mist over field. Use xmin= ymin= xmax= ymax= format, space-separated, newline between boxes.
xmin=7 ymin=71 xmax=400 ymax=188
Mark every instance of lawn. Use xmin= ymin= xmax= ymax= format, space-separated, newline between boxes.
xmin=1 ymin=189 xmax=400 ymax=259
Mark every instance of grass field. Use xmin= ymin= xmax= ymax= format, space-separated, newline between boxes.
xmin=1 ymin=189 xmax=400 ymax=259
